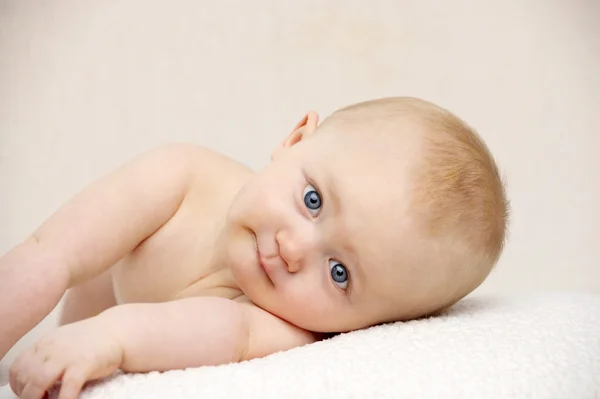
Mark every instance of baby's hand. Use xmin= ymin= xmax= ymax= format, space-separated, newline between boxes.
xmin=9 ymin=318 xmax=123 ymax=399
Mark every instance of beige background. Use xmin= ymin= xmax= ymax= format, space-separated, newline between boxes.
xmin=1 ymin=0 xmax=599 ymax=381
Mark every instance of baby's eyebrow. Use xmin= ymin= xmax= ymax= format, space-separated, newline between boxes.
xmin=345 ymin=244 xmax=366 ymax=298
xmin=323 ymin=174 xmax=343 ymax=217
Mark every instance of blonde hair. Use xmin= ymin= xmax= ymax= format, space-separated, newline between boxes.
xmin=327 ymin=97 xmax=509 ymax=310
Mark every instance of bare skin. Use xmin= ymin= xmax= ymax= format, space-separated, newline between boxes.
xmin=0 ymin=103 xmax=485 ymax=399
xmin=1 ymin=142 xmax=319 ymax=399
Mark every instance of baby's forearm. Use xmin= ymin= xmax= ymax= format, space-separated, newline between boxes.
xmin=0 ymin=239 xmax=70 ymax=359
xmin=99 ymin=297 xmax=249 ymax=372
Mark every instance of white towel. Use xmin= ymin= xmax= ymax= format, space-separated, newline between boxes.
xmin=1 ymin=293 xmax=599 ymax=399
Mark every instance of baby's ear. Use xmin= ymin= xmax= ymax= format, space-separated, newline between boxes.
xmin=271 ymin=111 xmax=319 ymax=160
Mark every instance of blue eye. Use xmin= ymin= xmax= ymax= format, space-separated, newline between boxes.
xmin=329 ymin=260 xmax=349 ymax=290
xmin=303 ymin=184 xmax=322 ymax=216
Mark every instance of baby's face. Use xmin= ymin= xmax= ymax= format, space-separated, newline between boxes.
xmin=223 ymin=119 xmax=433 ymax=332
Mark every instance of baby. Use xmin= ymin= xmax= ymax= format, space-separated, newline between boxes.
xmin=0 ymin=97 xmax=508 ymax=399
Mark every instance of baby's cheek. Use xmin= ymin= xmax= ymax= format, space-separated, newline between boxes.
xmin=287 ymin=285 xmax=331 ymax=313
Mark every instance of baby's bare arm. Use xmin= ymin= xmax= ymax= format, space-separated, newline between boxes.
xmin=109 ymin=298 xmax=249 ymax=371
xmin=9 ymin=298 xmax=317 ymax=399
xmin=0 ymin=143 xmax=202 ymax=359
xmin=109 ymin=298 xmax=318 ymax=372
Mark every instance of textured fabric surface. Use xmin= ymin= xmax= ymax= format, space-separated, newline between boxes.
xmin=2 ymin=293 xmax=599 ymax=398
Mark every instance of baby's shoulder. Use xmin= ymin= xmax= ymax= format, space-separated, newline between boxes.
xmin=152 ymin=142 xmax=239 ymax=168
xmin=149 ymin=142 xmax=252 ymax=188
xmin=176 ymin=143 xmax=251 ymax=182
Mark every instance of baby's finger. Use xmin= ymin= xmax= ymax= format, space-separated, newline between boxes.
xmin=57 ymin=367 xmax=88 ymax=399
xmin=8 ymin=359 xmax=22 ymax=396
xmin=20 ymin=379 xmax=54 ymax=399
xmin=20 ymin=360 xmax=65 ymax=399
xmin=8 ymin=351 xmax=31 ymax=396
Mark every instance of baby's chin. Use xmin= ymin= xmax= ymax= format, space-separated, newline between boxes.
xmin=269 ymin=308 xmax=377 ymax=334
xmin=282 ymin=304 xmax=439 ymax=333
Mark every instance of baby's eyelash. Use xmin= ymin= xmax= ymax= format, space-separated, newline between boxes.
xmin=344 ymin=272 xmax=353 ymax=296
xmin=302 ymin=171 xmax=321 ymax=195
xmin=341 ymin=261 xmax=355 ymax=297
xmin=307 ymin=180 xmax=322 ymax=197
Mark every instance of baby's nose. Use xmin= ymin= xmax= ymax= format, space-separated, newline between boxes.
xmin=276 ymin=229 xmax=318 ymax=273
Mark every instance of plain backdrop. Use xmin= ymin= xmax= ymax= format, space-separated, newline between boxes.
xmin=1 ymin=0 xmax=599 ymax=381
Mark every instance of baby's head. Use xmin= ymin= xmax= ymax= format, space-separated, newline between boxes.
xmin=225 ymin=97 xmax=509 ymax=333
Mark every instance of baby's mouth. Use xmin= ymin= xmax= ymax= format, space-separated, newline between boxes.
xmin=253 ymin=232 xmax=274 ymax=285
